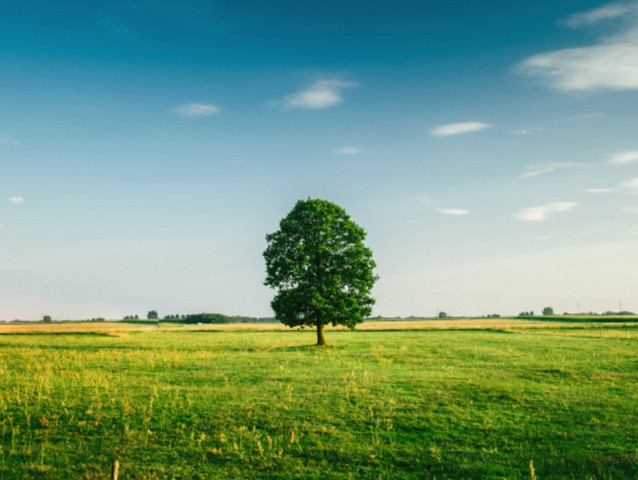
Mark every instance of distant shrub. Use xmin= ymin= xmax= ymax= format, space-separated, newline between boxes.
xmin=147 ymin=310 xmax=159 ymax=320
xmin=184 ymin=313 xmax=229 ymax=324
xmin=43 ymin=315 xmax=52 ymax=323
xmin=438 ymin=311 xmax=447 ymax=319
xmin=542 ymin=306 xmax=554 ymax=316
xmin=603 ymin=310 xmax=636 ymax=316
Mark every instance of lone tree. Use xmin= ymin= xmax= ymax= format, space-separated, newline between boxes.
xmin=264 ymin=198 xmax=378 ymax=346
xmin=542 ymin=306 xmax=554 ymax=316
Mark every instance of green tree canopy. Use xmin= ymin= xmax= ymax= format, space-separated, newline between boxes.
xmin=263 ymin=198 xmax=378 ymax=345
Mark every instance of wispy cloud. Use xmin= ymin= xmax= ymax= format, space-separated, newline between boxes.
xmin=520 ymin=162 xmax=582 ymax=178
xmin=511 ymin=129 xmax=534 ymax=135
xmin=522 ymin=150 xmax=638 ymax=180
xmin=532 ymin=235 xmax=551 ymax=240
xmin=609 ymin=150 xmax=638 ymax=164
xmin=430 ymin=122 xmax=492 ymax=137
xmin=514 ymin=202 xmax=578 ymax=222
xmin=583 ymin=176 xmax=638 ymax=194
xmin=566 ymin=2 xmax=635 ymax=27
xmin=622 ymin=205 xmax=638 ymax=214
xmin=0 ymin=136 xmax=19 ymax=147
xmin=8 ymin=196 xmax=24 ymax=204
xmin=579 ymin=227 xmax=608 ymax=235
xmin=625 ymin=226 xmax=638 ymax=235
xmin=172 ymin=103 xmax=221 ymax=118
xmin=520 ymin=167 xmax=555 ymax=178
xmin=437 ymin=208 xmax=471 ymax=216
xmin=333 ymin=146 xmax=363 ymax=155
xmin=516 ymin=2 xmax=638 ymax=91
xmin=583 ymin=187 xmax=615 ymax=193
xmin=574 ymin=112 xmax=605 ymax=119
xmin=277 ymin=80 xmax=356 ymax=110
xmin=415 ymin=197 xmax=469 ymax=215
xmin=620 ymin=177 xmax=638 ymax=192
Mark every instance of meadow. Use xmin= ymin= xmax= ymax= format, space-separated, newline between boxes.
xmin=0 ymin=319 xmax=636 ymax=479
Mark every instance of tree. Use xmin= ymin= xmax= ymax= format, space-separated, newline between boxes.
xmin=43 ymin=315 xmax=52 ymax=323
xmin=263 ymin=198 xmax=378 ymax=346
xmin=542 ymin=306 xmax=554 ymax=316
xmin=438 ymin=311 xmax=447 ymax=319
xmin=147 ymin=310 xmax=158 ymax=320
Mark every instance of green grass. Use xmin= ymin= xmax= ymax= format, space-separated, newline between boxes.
xmin=0 ymin=323 xmax=637 ymax=479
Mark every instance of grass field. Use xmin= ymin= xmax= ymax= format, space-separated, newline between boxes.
xmin=0 ymin=319 xmax=637 ymax=479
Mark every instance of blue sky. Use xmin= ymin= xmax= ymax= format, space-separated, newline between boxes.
xmin=1 ymin=0 xmax=637 ymax=319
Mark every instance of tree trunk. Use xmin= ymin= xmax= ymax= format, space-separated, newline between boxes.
xmin=316 ymin=321 xmax=326 ymax=346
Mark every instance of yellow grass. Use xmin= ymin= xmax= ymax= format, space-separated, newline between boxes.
xmin=1 ymin=317 xmax=635 ymax=335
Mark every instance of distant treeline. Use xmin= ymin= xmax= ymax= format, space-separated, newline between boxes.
xmin=518 ymin=313 xmax=637 ymax=323
xmin=177 ymin=313 xmax=277 ymax=324
xmin=118 ymin=312 xmax=279 ymax=324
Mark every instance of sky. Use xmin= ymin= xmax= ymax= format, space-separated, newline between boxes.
xmin=1 ymin=0 xmax=637 ymax=320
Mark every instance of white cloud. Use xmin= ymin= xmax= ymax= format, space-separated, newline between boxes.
xmin=437 ymin=208 xmax=471 ymax=216
xmin=8 ymin=196 xmax=24 ymax=204
xmin=622 ymin=206 xmax=638 ymax=214
xmin=532 ymin=235 xmax=551 ymax=240
xmin=610 ymin=150 xmax=638 ymax=164
xmin=333 ymin=146 xmax=363 ymax=155
xmin=520 ymin=162 xmax=582 ymax=178
xmin=430 ymin=122 xmax=492 ymax=137
xmin=511 ymin=129 xmax=534 ymax=135
xmin=414 ymin=195 xmax=431 ymax=204
xmin=516 ymin=3 xmax=638 ymax=91
xmin=625 ymin=226 xmax=638 ymax=235
xmin=173 ymin=103 xmax=221 ymax=118
xmin=513 ymin=202 xmax=578 ymax=222
xmin=279 ymin=80 xmax=356 ymax=110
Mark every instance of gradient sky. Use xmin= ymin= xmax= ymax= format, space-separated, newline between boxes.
xmin=1 ymin=0 xmax=637 ymax=320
